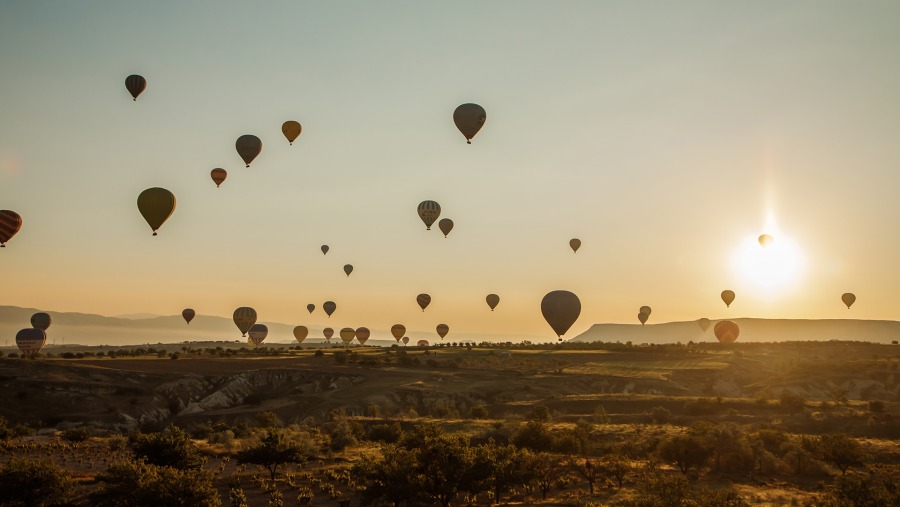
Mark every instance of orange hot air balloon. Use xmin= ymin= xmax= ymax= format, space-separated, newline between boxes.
xmin=344 ymin=264 xmax=353 ymax=277
xmin=321 ymin=245 xmax=329 ymax=255
xmin=721 ymin=290 xmax=735 ymax=308
xmin=453 ymin=103 xmax=486 ymax=144
xmin=486 ymin=294 xmax=500 ymax=311
xmin=182 ymin=308 xmax=195 ymax=324
xmin=417 ymin=294 xmax=431 ymax=311
xmin=236 ymin=134 xmax=262 ymax=167
xmin=638 ymin=312 xmax=648 ymax=325
xmin=355 ymin=327 xmax=370 ymax=345
xmin=125 ymin=74 xmax=146 ymax=101
xmin=417 ymin=201 xmax=441 ymax=230
xmin=758 ymin=234 xmax=773 ymax=247
xmin=210 ymin=168 xmax=227 ymax=187
xmin=293 ymin=326 xmax=308 ymax=344
xmin=323 ymin=301 xmax=336 ymax=317
xmin=323 ymin=327 xmax=334 ymax=341
xmin=697 ymin=318 xmax=711 ymax=332
xmin=569 ymin=238 xmax=581 ymax=253
xmin=391 ymin=324 xmax=405 ymax=342
xmin=436 ymin=324 xmax=449 ymax=339
xmin=339 ymin=327 xmax=355 ymax=345
xmin=30 ymin=312 xmax=51 ymax=331
xmin=402 ymin=336 xmax=410 ymax=345
xmin=307 ymin=304 xmax=315 ymax=314
xmin=417 ymin=339 xmax=430 ymax=347
xmin=841 ymin=293 xmax=856 ymax=309
xmin=282 ymin=121 xmax=302 ymax=145
xmin=438 ymin=218 xmax=454 ymax=238
xmin=248 ymin=324 xmax=268 ymax=346
xmin=0 ymin=210 xmax=22 ymax=247
xmin=137 ymin=188 xmax=176 ymax=236
xmin=714 ymin=320 xmax=740 ymax=344
xmin=233 ymin=307 xmax=257 ymax=337
xmin=541 ymin=290 xmax=581 ymax=337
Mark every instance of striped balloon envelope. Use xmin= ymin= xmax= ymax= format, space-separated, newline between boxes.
xmin=323 ymin=301 xmax=336 ymax=317
xmin=355 ymin=327 xmax=370 ymax=345
xmin=417 ymin=340 xmax=429 ymax=347
xmin=236 ymin=134 xmax=262 ymax=167
xmin=436 ymin=324 xmax=449 ymax=339
xmin=232 ymin=307 xmax=257 ymax=336
xmin=417 ymin=201 xmax=441 ymax=230
xmin=0 ymin=210 xmax=23 ymax=247
xmin=339 ymin=327 xmax=355 ymax=344
xmin=248 ymin=324 xmax=268 ymax=346
xmin=210 ymin=168 xmax=227 ymax=187
xmin=125 ymin=74 xmax=146 ymax=100
xmin=323 ymin=327 xmax=334 ymax=341
xmin=391 ymin=324 xmax=405 ymax=342
xmin=16 ymin=328 xmax=47 ymax=357
xmin=416 ymin=293 xmax=431 ymax=311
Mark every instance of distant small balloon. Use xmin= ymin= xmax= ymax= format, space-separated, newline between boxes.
xmin=323 ymin=301 xmax=336 ymax=317
xmin=639 ymin=306 xmax=651 ymax=316
xmin=125 ymin=74 xmax=146 ymax=101
xmin=355 ymin=327 xmax=370 ymax=345
xmin=417 ymin=201 xmax=441 ymax=230
xmin=714 ymin=320 xmax=740 ymax=344
xmin=758 ymin=234 xmax=774 ymax=247
xmin=293 ymin=326 xmax=308 ymax=344
xmin=30 ymin=312 xmax=51 ymax=331
xmin=137 ymin=188 xmax=176 ymax=236
xmin=438 ymin=218 xmax=454 ymax=238
xmin=697 ymin=318 xmax=711 ymax=332
xmin=282 ymin=121 xmax=302 ymax=145
xmin=417 ymin=339 xmax=430 ymax=347
xmin=486 ymin=294 xmax=500 ymax=311
xmin=344 ymin=264 xmax=353 ymax=277
xmin=721 ymin=290 xmax=735 ymax=308
xmin=842 ymin=293 xmax=856 ymax=309
xmin=436 ymin=324 xmax=449 ymax=339
xmin=453 ymin=103 xmax=486 ymax=144
xmin=391 ymin=324 xmax=406 ymax=342
xmin=307 ymin=304 xmax=315 ymax=314
xmin=0 ymin=210 xmax=23 ymax=247
xmin=321 ymin=245 xmax=329 ymax=255
xmin=417 ymin=293 xmax=431 ymax=311
xmin=236 ymin=134 xmax=262 ymax=167
xmin=248 ymin=324 xmax=268 ymax=346
xmin=339 ymin=327 xmax=355 ymax=344
xmin=233 ymin=307 xmax=257 ymax=337
xmin=402 ymin=336 xmax=410 ymax=345
xmin=210 ymin=168 xmax=227 ymax=188
xmin=182 ymin=309 xmax=195 ymax=325
xmin=638 ymin=312 xmax=648 ymax=326
xmin=570 ymin=238 xmax=581 ymax=253
xmin=323 ymin=327 xmax=334 ymax=341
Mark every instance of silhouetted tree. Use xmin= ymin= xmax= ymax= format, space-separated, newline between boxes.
xmin=0 ymin=459 xmax=73 ymax=507
xmin=236 ymin=431 xmax=308 ymax=481
xmin=131 ymin=426 xmax=204 ymax=470
xmin=354 ymin=444 xmax=424 ymax=507
xmin=819 ymin=434 xmax=865 ymax=474
xmin=568 ymin=456 xmax=602 ymax=494
xmin=527 ymin=452 xmax=562 ymax=499
xmin=657 ymin=433 xmax=712 ymax=475
xmin=90 ymin=459 xmax=220 ymax=507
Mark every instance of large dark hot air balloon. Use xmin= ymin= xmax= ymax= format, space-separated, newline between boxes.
xmin=137 ymin=188 xmax=176 ymax=236
xmin=721 ymin=290 xmax=735 ymax=308
xmin=16 ymin=328 xmax=47 ymax=357
xmin=417 ymin=201 xmax=441 ymax=230
xmin=0 ymin=210 xmax=23 ymax=247
xmin=307 ymin=304 xmax=315 ymax=314
xmin=321 ymin=245 xmax=329 ymax=255
xmin=182 ymin=309 xmax=195 ymax=324
xmin=541 ymin=290 xmax=581 ymax=338
xmin=355 ymin=327 xmax=370 ymax=345
xmin=30 ymin=312 xmax=51 ymax=331
xmin=639 ymin=306 xmax=651 ymax=316
xmin=282 ymin=121 xmax=302 ymax=145
xmin=453 ymin=103 xmax=486 ymax=144
xmin=697 ymin=318 xmax=711 ymax=332
xmin=438 ymin=218 xmax=454 ymax=238
xmin=293 ymin=326 xmax=308 ymax=344
xmin=236 ymin=135 xmax=262 ymax=167
xmin=842 ymin=293 xmax=856 ymax=309
xmin=323 ymin=301 xmax=336 ymax=317
xmin=391 ymin=324 xmax=405 ymax=342
xmin=323 ymin=327 xmax=334 ymax=341
xmin=339 ymin=327 xmax=355 ymax=345
xmin=125 ymin=75 xmax=146 ymax=101
xmin=570 ymin=238 xmax=581 ymax=253
xmin=211 ymin=168 xmax=227 ymax=188
xmin=248 ymin=324 xmax=268 ymax=346
xmin=344 ymin=264 xmax=353 ymax=277
xmin=714 ymin=320 xmax=739 ymax=343
xmin=233 ymin=307 xmax=257 ymax=337
xmin=486 ymin=294 xmax=500 ymax=311
xmin=638 ymin=312 xmax=648 ymax=325
xmin=436 ymin=324 xmax=449 ymax=339
xmin=417 ymin=294 xmax=431 ymax=311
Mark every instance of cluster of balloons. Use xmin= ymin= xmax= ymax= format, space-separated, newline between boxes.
xmin=14 ymin=312 xmax=51 ymax=357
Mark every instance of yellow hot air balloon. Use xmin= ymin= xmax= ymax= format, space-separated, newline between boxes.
xmin=541 ymin=290 xmax=581 ymax=337
xmin=210 ymin=168 xmax=227 ymax=187
xmin=453 ymin=103 xmax=486 ymax=144
xmin=233 ymin=307 xmax=257 ymax=337
xmin=339 ymin=327 xmax=355 ymax=345
xmin=486 ymin=294 xmax=500 ymax=311
xmin=438 ymin=218 xmax=454 ymax=238
xmin=569 ymin=238 xmax=581 ymax=253
xmin=639 ymin=306 xmax=651 ymax=316
xmin=391 ymin=324 xmax=406 ymax=342
xmin=436 ymin=324 xmax=449 ymax=339
xmin=0 ymin=210 xmax=22 ymax=248
xmin=125 ymin=75 xmax=146 ymax=101
xmin=758 ymin=234 xmax=774 ymax=247
xmin=417 ymin=293 xmax=431 ymax=311
xmin=417 ymin=201 xmax=441 ymax=230
xmin=182 ymin=309 xmax=195 ymax=324
xmin=714 ymin=320 xmax=740 ymax=343
xmin=307 ymin=304 xmax=315 ymax=314
xmin=16 ymin=328 xmax=47 ymax=357
xmin=293 ymin=326 xmax=308 ymax=344
xmin=344 ymin=264 xmax=353 ymax=277
xmin=323 ymin=301 xmax=336 ymax=317
xmin=30 ymin=312 xmax=51 ymax=331
xmin=841 ymin=293 xmax=856 ymax=309
xmin=236 ymin=134 xmax=262 ymax=167
xmin=638 ymin=312 xmax=648 ymax=326
xmin=323 ymin=327 xmax=334 ymax=341
xmin=697 ymin=318 xmax=711 ymax=332
xmin=356 ymin=327 xmax=370 ymax=345
xmin=282 ymin=121 xmax=302 ymax=145
xmin=721 ymin=290 xmax=735 ymax=308
xmin=248 ymin=324 xmax=268 ymax=347
xmin=137 ymin=188 xmax=176 ymax=236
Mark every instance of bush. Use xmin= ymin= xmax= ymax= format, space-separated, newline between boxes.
xmin=61 ymin=426 xmax=91 ymax=444
xmin=0 ymin=458 xmax=73 ymax=507
xmin=131 ymin=426 xmax=205 ymax=470
xmin=90 ymin=459 xmax=220 ymax=507
xmin=650 ymin=406 xmax=672 ymax=424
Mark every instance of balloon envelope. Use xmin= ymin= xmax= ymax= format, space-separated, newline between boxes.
xmin=323 ymin=327 xmax=334 ymax=340
xmin=182 ymin=309 xmax=195 ymax=324
xmin=210 ymin=168 xmax=227 ymax=187
xmin=16 ymin=328 xmax=47 ymax=357
xmin=321 ymin=245 xmax=329 ymax=255
xmin=417 ymin=201 xmax=441 ymax=230
xmin=714 ymin=320 xmax=740 ymax=343
xmin=30 ymin=312 xmax=51 ymax=331
xmin=344 ymin=264 xmax=353 ymax=276
xmin=639 ymin=306 xmax=652 ymax=316
xmin=293 ymin=326 xmax=308 ymax=343
xmin=842 ymin=293 xmax=856 ymax=309
xmin=307 ymin=304 xmax=315 ymax=314
xmin=236 ymin=134 xmax=262 ymax=167
xmin=391 ymin=324 xmax=406 ymax=341
xmin=125 ymin=74 xmax=146 ymax=100
xmin=486 ymin=294 xmax=500 ymax=311
xmin=355 ymin=327 xmax=370 ymax=345
xmin=638 ymin=312 xmax=649 ymax=325
xmin=436 ymin=324 xmax=449 ymax=339
xmin=721 ymin=290 xmax=735 ymax=308
xmin=417 ymin=339 xmax=430 ymax=347
xmin=233 ymin=307 xmax=257 ymax=337
xmin=339 ymin=327 xmax=355 ymax=344
xmin=282 ymin=121 xmax=302 ymax=145
xmin=697 ymin=318 xmax=711 ymax=332
xmin=570 ymin=238 xmax=581 ymax=253
xmin=453 ymin=103 xmax=486 ymax=143
xmin=137 ymin=188 xmax=176 ymax=236
xmin=758 ymin=234 xmax=774 ymax=247
xmin=0 ymin=210 xmax=23 ymax=247
xmin=438 ymin=218 xmax=454 ymax=238
xmin=416 ymin=293 xmax=431 ymax=311
xmin=323 ymin=301 xmax=336 ymax=317
xmin=248 ymin=324 xmax=268 ymax=346
xmin=402 ymin=336 xmax=410 ymax=345
xmin=541 ymin=290 xmax=581 ymax=337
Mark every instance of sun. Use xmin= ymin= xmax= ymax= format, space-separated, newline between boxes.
xmin=731 ymin=231 xmax=805 ymax=294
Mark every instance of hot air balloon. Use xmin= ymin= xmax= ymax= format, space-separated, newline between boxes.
xmin=182 ymin=309 xmax=195 ymax=324
xmin=210 ymin=168 xmax=227 ymax=188
xmin=293 ymin=326 xmax=308 ymax=344
xmin=282 ymin=121 xmax=302 ymax=145
xmin=697 ymin=318 xmax=711 ymax=332
xmin=343 ymin=264 xmax=353 ymax=277
xmin=236 ymin=135 xmax=262 ymax=167
xmin=125 ymin=75 xmax=146 ymax=101
xmin=233 ymin=307 xmax=257 ymax=337
xmin=486 ymin=294 xmax=500 ymax=311
xmin=16 ymin=328 xmax=46 ymax=357
xmin=321 ymin=245 xmax=329 ymax=255
xmin=436 ymin=324 xmax=449 ymax=339
xmin=339 ymin=327 xmax=355 ymax=345
xmin=30 ymin=312 xmax=51 ymax=331
xmin=0 ymin=210 xmax=22 ymax=248
xmin=417 ymin=294 xmax=431 ymax=311
xmin=570 ymin=238 xmax=581 ymax=253
xmin=721 ymin=290 xmax=735 ymax=308
xmin=323 ymin=301 xmax=336 ymax=317
xmin=137 ymin=188 xmax=176 ymax=236
xmin=402 ymin=336 xmax=410 ymax=345
xmin=323 ymin=327 xmax=334 ymax=341
xmin=638 ymin=312 xmax=649 ymax=326
xmin=356 ymin=327 xmax=370 ymax=345
xmin=248 ymin=324 xmax=268 ymax=346
xmin=391 ymin=324 xmax=406 ymax=342
xmin=417 ymin=339 xmax=430 ymax=347
xmin=307 ymin=304 xmax=315 ymax=314
xmin=417 ymin=201 xmax=441 ymax=230
xmin=639 ymin=306 xmax=652 ymax=316
xmin=438 ymin=218 xmax=454 ymax=238
xmin=453 ymin=103 xmax=486 ymax=144
xmin=714 ymin=320 xmax=740 ymax=344
xmin=842 ymin=293 xmax=856 ymax=309
xmin=541 ymin=290 xmax=581 ymax=337
xmin=758 ymin=234 xmax=774 ymax=247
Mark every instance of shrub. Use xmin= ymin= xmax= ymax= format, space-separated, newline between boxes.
xmin=0 ymin=458 xmax=73 ymax=507
xmin=131 ymin=426 xmax=205 ymax=470
xmin=91 ymin=459 xmax=220 ymax=507
xmin=650 ymin=406 xmax=672 ymax=424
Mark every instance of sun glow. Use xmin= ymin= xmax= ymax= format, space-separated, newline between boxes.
xmin=732 ymin=229 xmax=805 ymax=294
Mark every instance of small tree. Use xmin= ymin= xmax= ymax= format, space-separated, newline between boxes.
xmin=820 ymin=434 xmax=865 ymax=474
xmin=354 ymin=444 xmax=423 ymax=507
xmin=131 ymin=426 xmax=204 ymax=470
xmin=91 ymin=459 xmax=220 ymax=507
xmin=568 ymin=456 xmax=602 ymax=494
xmin=236 ymin=431 xmax=308 ymax=481
xmin=528 ymin=452 xmax=561 ymax=499
xmin=0 ymin=459 xmax=73 ymax=507
xmin=601 ymin=449 xmax=630 ymax=488
xmin=657 ymin=433 xmax=712 ymax=475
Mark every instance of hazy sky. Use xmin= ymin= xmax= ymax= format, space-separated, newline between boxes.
xmin=2 ymin=1 xmax=899 ymax=342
